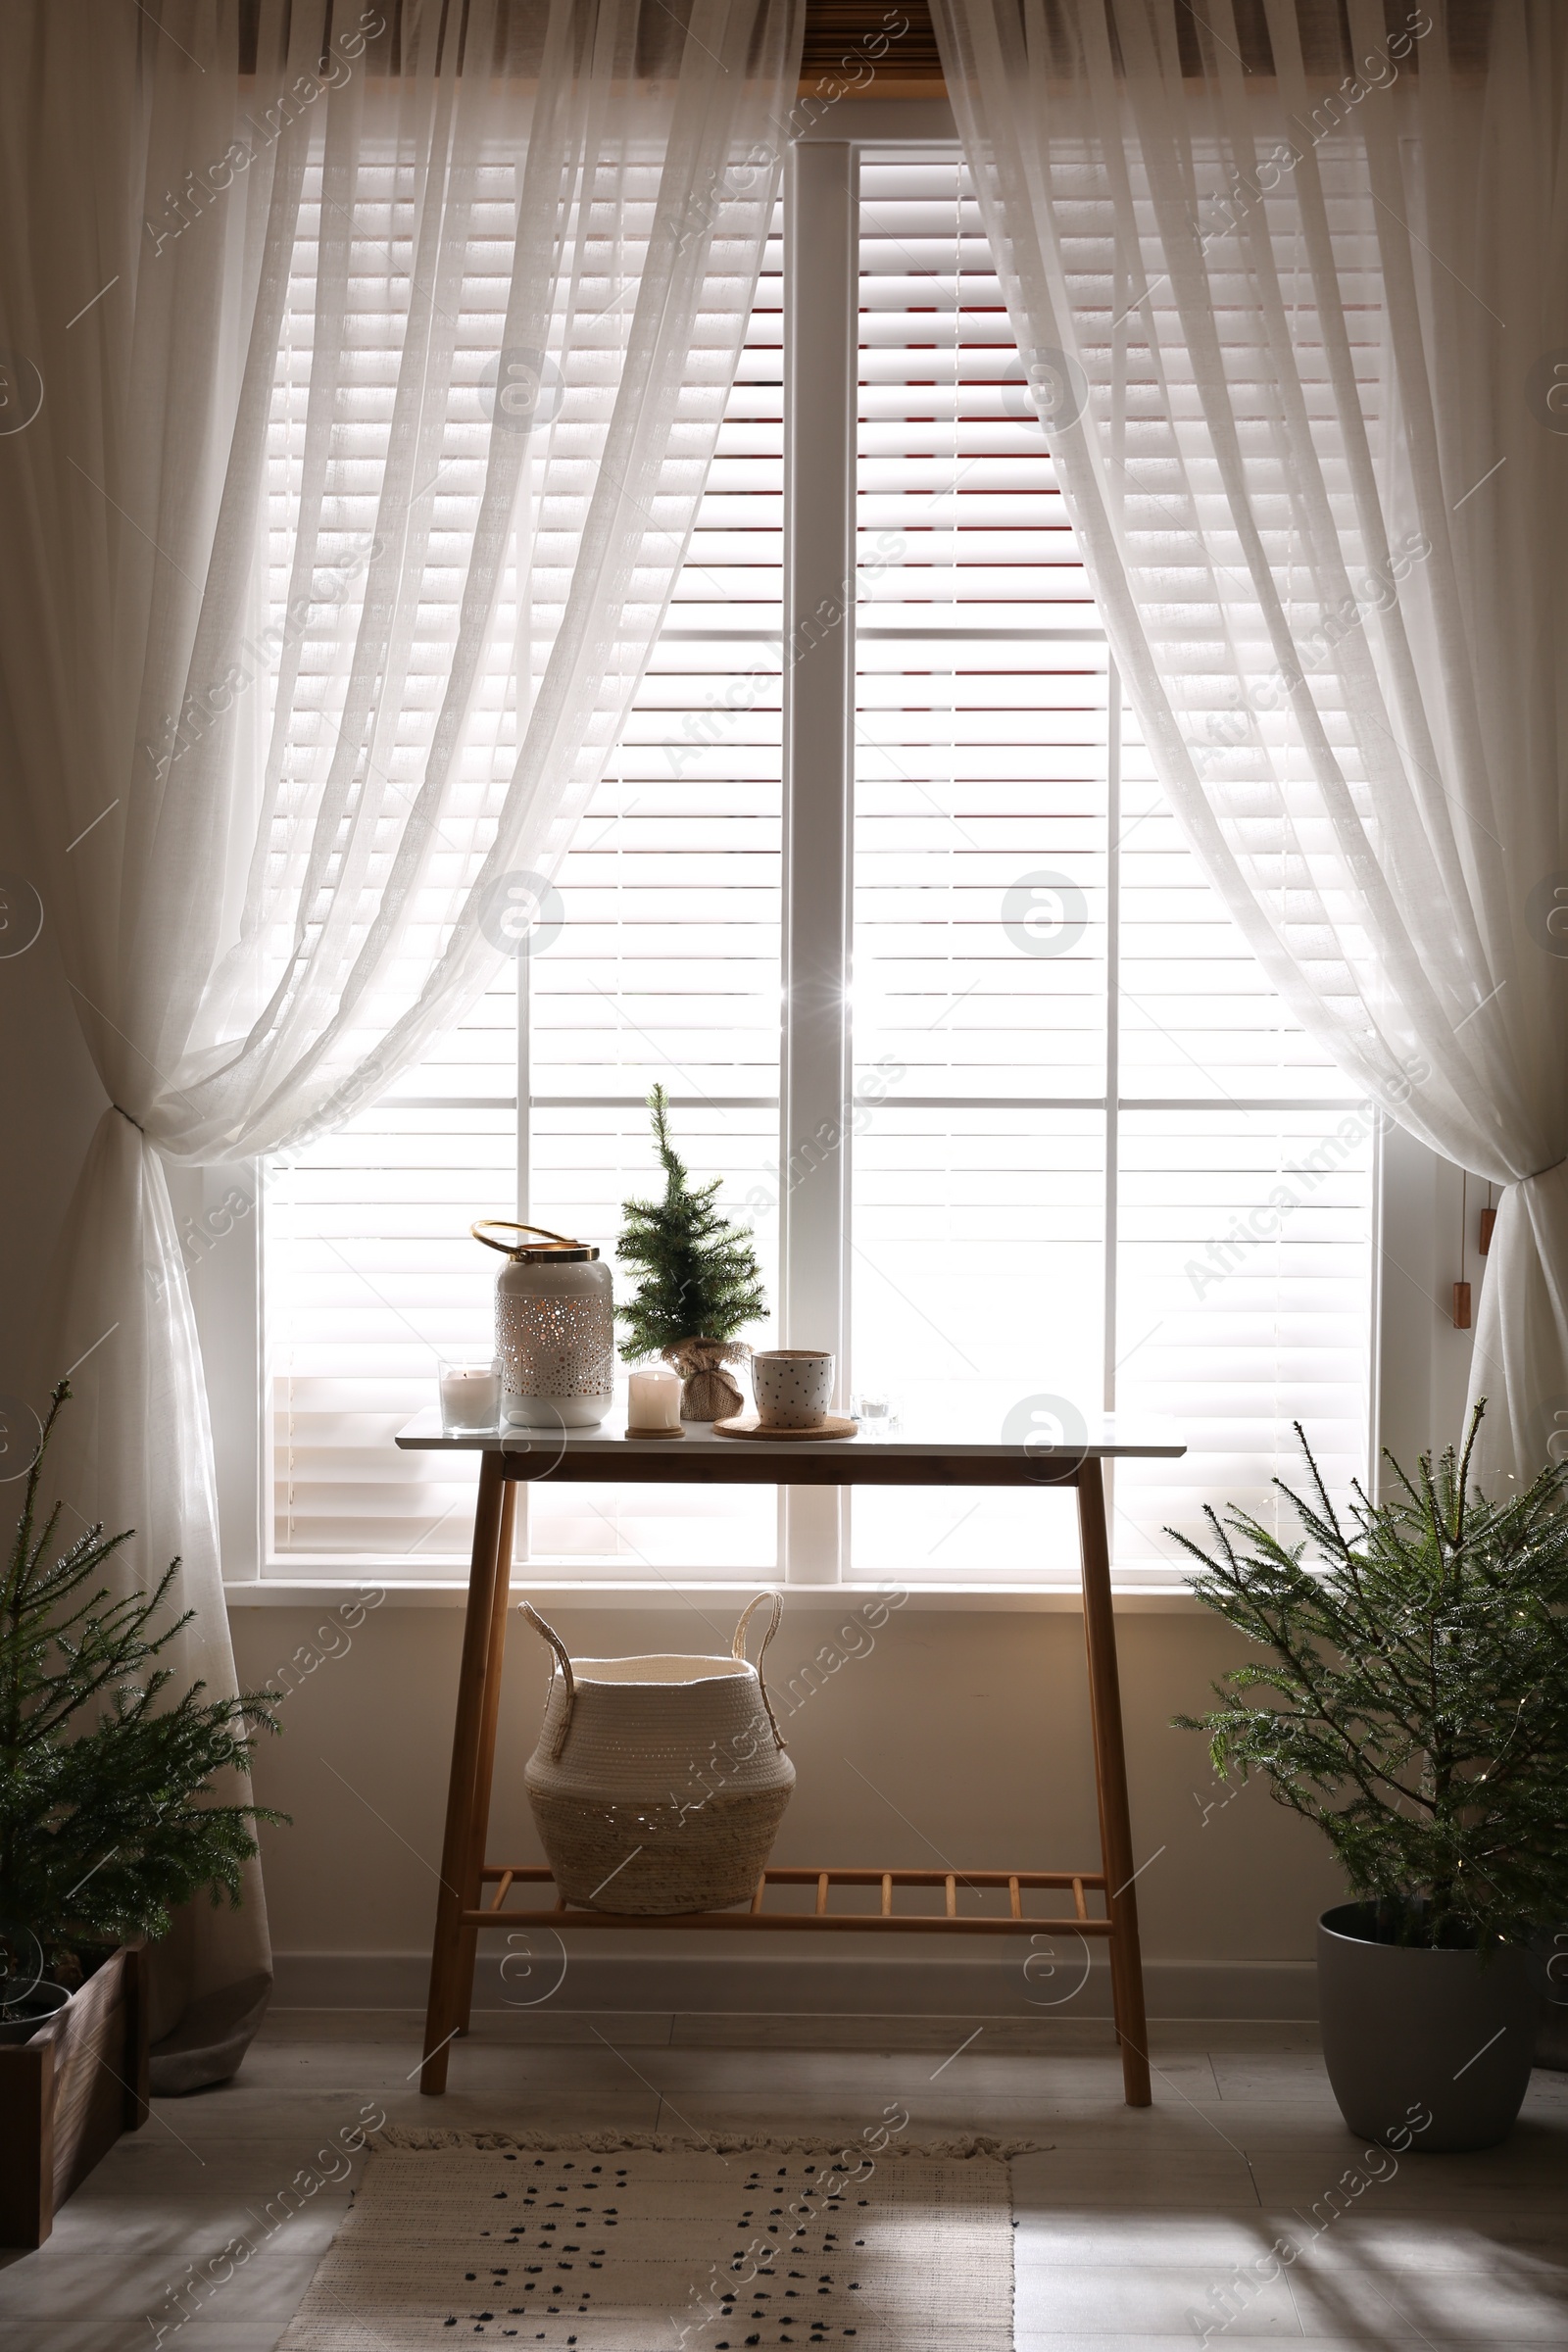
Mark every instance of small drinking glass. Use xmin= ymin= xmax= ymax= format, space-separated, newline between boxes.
xmin=853 ymin=1391 xmax=900 ymax=1439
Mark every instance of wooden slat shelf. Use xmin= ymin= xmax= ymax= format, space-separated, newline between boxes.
xmin=464 ymin=1863 xmax=1113 ymax=1937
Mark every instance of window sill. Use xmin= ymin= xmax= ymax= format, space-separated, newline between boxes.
xmin=224 ymin=1576 xmax=1207 ymax=1613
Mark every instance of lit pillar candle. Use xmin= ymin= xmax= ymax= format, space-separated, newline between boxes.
xmin=627 ymin=1367 xmax=682 ymax=1432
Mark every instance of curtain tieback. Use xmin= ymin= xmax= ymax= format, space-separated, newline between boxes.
xmin=111 ymin=1102 xmax=146 ymax=1134
xmin=1504 ymin=1157 xmax=1568 ymax=1187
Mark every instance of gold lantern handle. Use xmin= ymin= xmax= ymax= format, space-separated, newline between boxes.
xmin=471 ymin=1218 xmax=581 ymax=1256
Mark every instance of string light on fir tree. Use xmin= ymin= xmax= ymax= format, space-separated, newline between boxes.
xmin=616 ymin=1085 xmax=766 ymax=1421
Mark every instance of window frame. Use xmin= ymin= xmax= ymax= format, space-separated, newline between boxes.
xmin=209 ymin=102 xmax=1413 ymax=1600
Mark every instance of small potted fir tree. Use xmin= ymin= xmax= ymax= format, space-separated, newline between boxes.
xmin=617 ymin=1084 xmax=766 ymax=1420
xmin=1 ymin=1381 xmax=282 ymax=2242
xmin=1174 ymin=1409 xmax=1568 ymax=2153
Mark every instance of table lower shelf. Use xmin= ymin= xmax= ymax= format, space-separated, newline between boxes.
xmin=466 ymin=1863 xmax=1115 ymax=1936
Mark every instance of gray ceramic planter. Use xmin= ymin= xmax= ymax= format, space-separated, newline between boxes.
xmin=1318 ymin=1902 xmax=1539 ymax=2152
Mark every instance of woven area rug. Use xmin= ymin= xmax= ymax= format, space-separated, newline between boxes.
xmin=276 ymin=2130 xmax=1028 ymax=2349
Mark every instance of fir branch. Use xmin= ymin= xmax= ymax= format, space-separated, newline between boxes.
xmin=615 ymin=1084 xmax=767 ymax=1358
xmin=0 ymin=1382 xmax=285 ymax=1978
xmin=1170 ymin=1403 xmax=1568 ymax=1948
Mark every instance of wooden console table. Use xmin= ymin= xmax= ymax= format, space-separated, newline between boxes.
xmin=395 ymin=1408 xmax=1183 ymax=2106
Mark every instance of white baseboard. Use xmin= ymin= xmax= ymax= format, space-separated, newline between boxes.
xmin=270 ymin=1947 xmax=1318 ymax=2022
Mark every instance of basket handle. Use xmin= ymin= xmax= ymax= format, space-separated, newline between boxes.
xmin=732 ymin=1592 xmax=788 ymax=1752
xmin=520 ymin=1603 xmax=576 ymax=1759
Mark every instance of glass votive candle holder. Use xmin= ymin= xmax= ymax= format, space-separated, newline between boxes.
xmin=853 ymin=1391 xmax=900 ymax=1438
xmin=439 ymin=1359 xmax=501 ymax=1436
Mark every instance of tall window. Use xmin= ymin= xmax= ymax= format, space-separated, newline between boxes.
xmin=264 ymin=146 xmax=1374 ymax=1586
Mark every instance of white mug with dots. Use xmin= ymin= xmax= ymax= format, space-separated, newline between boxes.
xmin=751 ymin=1349 xmax=835 ymax=1431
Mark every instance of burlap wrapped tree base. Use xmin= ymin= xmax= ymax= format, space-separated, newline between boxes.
xmin=662 ymin=1337 xmax=749 ymax=1421
xmin=528 ymin=1784 xmax=792 ymax=1913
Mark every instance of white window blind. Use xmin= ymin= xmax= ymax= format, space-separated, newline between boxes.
xmin=263 ymin=143 xmax=1373 ymax=1586
xmin=849 ymin=153 xmax=1373 ymax=1584
xmin=263 ymin=131 xmax=537 ymax=1578
xmin=265 ymin=195 xmax=784 ymax=1577
xmin=517 ymin=202 xmax=783 ymax=1577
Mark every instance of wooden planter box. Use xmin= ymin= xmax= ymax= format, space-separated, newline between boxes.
xmin=0 ymin=1944 xmax=150 ymax=2248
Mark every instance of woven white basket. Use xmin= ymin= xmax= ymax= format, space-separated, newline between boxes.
xmin=520 ymin=1594 xmax=795 ymax=1915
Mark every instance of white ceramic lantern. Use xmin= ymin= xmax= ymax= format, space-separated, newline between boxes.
xmin=471 ymin=1220 xmax=614 ymax=1429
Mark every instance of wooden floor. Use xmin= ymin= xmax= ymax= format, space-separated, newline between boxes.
xmin=0 ymin=2011 xmax=1564 ymax=2347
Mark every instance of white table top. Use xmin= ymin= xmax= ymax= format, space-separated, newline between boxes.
xmin=395 ymin=1403 xmax=1184 ymax=1464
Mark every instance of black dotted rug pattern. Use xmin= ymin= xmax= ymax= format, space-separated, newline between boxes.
xmin=277 ymin=2142 xmax=1014 ymax=2349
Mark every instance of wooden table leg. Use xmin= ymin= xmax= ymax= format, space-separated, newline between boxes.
xmin=1074 ymin=1459 xmax=1152 ymax=2107
xmin=454 ymin=1477 xmax=517 ymax=2037
xmin=420 ymin=1450 xmax=508 ymax=2094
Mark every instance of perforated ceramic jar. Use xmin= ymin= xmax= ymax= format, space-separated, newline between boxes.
xmin=475 ymin=1226 xmax=614 ymax=1429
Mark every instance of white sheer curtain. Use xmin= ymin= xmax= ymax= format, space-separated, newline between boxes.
xmin=933 ymin=0 xmax=1568 ymax=1489
xmin=0 ymin=0 xmax=802 ymax=2082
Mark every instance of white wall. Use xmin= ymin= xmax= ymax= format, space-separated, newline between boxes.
xmin=1377 ymin=1122 xmax=1480 ymax=1483
xmin=0 ymin=921 xmax=1487 ymax=2015
xmin=0 ymin=834 xmax=105 ymax=1359
xmin=228 ymin=1592 xmax=1345 ymax=2015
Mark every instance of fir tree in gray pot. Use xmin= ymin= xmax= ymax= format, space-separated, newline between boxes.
xmin=1173 ymin=1409 xmax=1568 ymax=2151
xmin=1 ymin=1381 xmax=284 ymax=2036
xmin=616 ymin=1085 xmax=766 ymax=1419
